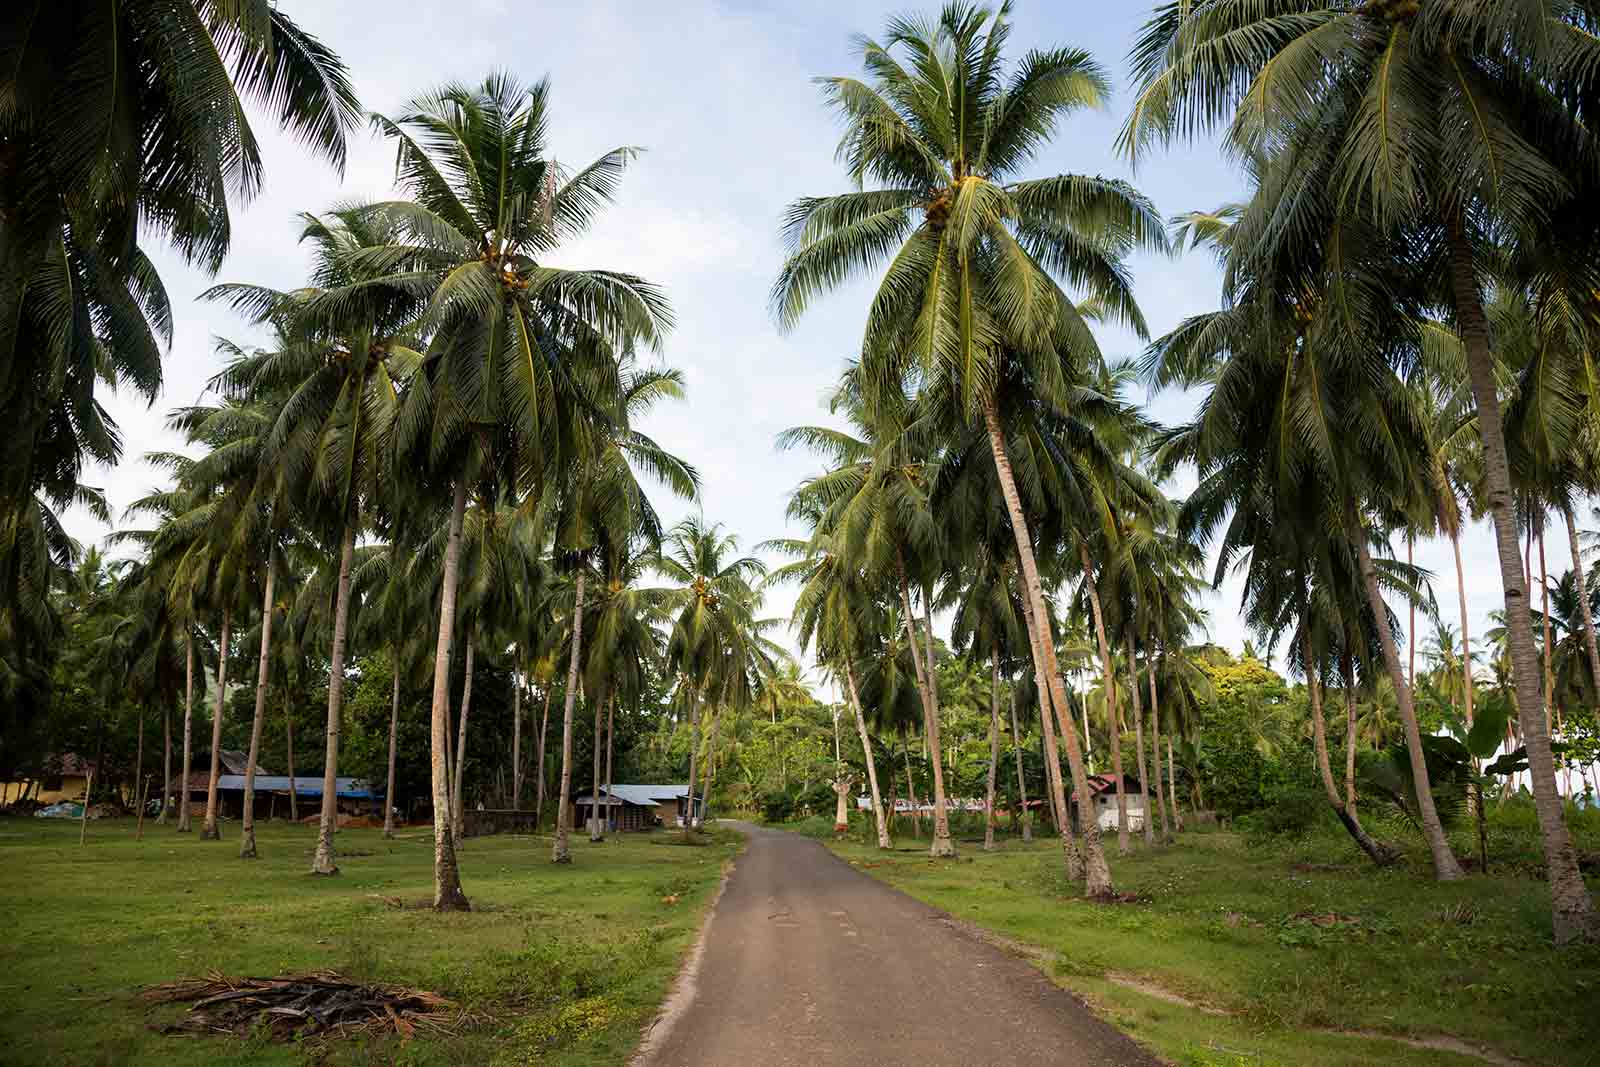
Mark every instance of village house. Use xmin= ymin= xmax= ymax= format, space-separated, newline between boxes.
xmin=161 ymin=751 xmax=382 ymax=820
xmin=1070 ymin=773 xmax=1145 ymax=833
xmin=0 ymin=753 xmax=96 ymax=806
xmin=572 ymin=784 xmax=703 ymax=831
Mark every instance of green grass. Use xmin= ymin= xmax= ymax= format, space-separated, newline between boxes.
xmin=0 ymin=816 xmax=740 ymax=1065
xmin=823 ymin=823 xmax=1600 ymax=1066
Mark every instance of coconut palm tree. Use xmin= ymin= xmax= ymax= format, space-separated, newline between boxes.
xmin=1123 ymin=0 xmax=1598 ymax=943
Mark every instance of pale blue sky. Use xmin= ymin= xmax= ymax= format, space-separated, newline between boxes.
xmin=73 ymin=0 xmax=1525 ymax=674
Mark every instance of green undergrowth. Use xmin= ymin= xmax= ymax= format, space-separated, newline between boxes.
xmin=823 ymin=818 xmax=1600 ymax=1066
xmin=0 ymin=818 xmax=740 ymax=1065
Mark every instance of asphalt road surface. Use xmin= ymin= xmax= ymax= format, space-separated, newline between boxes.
xmin=637 ymin=822 xmax=1160 ymax=1067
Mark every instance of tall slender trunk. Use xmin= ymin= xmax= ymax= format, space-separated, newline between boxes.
xmin=701 ymin=705 xmax=723 ymax=825
xmin=311 ymin=515 xmax=357 ymax=875
xmin=844 ymin=660 xmax=891 ymax=849
xmin=1126 ymin=632 xmax=1152 ymax=846
xmin=1565 ymin=506 xmax=1600 ymax=703
xmin=1407 ymin=537 xmax=1416 ymax=688
xmin=200 ymin=608 xmax=231 ymax=840
xmin=1167 ymin=735 xmax=1181 ymax=830
xmin=240 ymin=564 xmax=277 ymax=859
xmin=452 ymin=627 xmax=475 ymax=844
xmin=984 ymin=648 xmax=1001 ymax=851
xmin=684 ymin=693 xmax=701 ymax=835
xmin=1305 ymin=628 xmax=1387 ymax=864
xmin=1347 ymin=504 xmax=1462 ymax=879
xmin=552 ymin=571 xmax=585 ymax=862
xmin=1540 ymin=520 xmax=1556 ymax=742
xmin=535 ymin=686 xmax=552 ymax=830
xmin=1452 ymin=530 xmax=1476 ymax=728
xmin=158 ymin=701 xmax=171 ymax=826
xmin=1148 ymin=656 xmax=1171 ymax=843
xmin=511 ymin=660 xmax=523 ymax=811
xmin=427 ymin=478 xmax=470 ymax=909
xmin=285 ymin=687 xmax=298 ymax=822
xmin=1019 ymin=580 xmax=1084 ymax=879
xmin=1009 ymin=686 xmax=1031 ymax=842
xmin=1343 ymin=650 xmax=1359 ymax=812
xmin=604 ymin=694 xmax=616 ymax=833
xmin=589 ymin=688 xmax=607 ymax=842
xmin=897 ymin=557 xmax=953 ymax=856
xmin=1449 ymin=214 xmax=1591 ymax=941
xmin=383 ymin=653 xmax=401 ymax=838
xmin=981 ymin=394 xmax=1109 ymax=892
xmin=1083 ymin=549 xmax=1129 ymax=856
xmin=134 ymin=708 xmax=146 ymax=839
xmin=903 ymin=744 xmax=920 ymax=837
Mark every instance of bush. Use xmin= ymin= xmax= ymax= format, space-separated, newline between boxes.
xmin=1236 ymin=782 xmax=1333 ymax=840
xmin=798 ymin=781 xmax=834 ymax=817
xmin=760 ymin=790 xmax=797 ymax=824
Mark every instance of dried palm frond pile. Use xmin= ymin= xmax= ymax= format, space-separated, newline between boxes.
xmin=143 ymin=970 xmax=469 ymax=1041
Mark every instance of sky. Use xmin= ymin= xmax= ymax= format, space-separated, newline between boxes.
xmin=68 ymin=0 xmax=1537 ymax=677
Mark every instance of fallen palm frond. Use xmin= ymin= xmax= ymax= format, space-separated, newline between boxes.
xmin=143 ymin=970 xmax=479 ymax=1041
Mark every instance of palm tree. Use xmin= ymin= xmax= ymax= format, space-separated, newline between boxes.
xmin=775 ymin=5 xmax=1167 ymax=892
xmin=1123 ymin=0 xmax=1598 ymax=943
xmin=356 ymin=73 xmax=670 ymax=904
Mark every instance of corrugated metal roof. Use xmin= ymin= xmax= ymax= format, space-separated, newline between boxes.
xmin=573 ymin=784 xmax=695 ymax=806
xmin=212 ymin=775 xmax=380 ymax=798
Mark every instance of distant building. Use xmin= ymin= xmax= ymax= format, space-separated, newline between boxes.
xmin=161 ymin=751 xmax=381 ymax=819
xmin=1070 ymin=774 xmax=1145 ymax=832
xmin=572 ymin=784 xmax=703 ymax=831
xmin=0 ymin=753 xmax=96 ymax=805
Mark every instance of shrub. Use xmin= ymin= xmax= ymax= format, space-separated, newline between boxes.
xmin=760 ymin=790 xmax=797 ymax=824
xmin=1236 ymin=782 xmax=1333 ymax=840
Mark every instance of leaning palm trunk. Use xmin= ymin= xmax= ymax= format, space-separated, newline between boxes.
xmin=1450 ymin=217 xmax=1591 ymax=941
xmin=1082 ymin=551 xmax=1129 ymax=856
xmin=896 ymin=561 xmax=954 ymax=856
xmin=984 ymin=651 xmax=1001 ymax=851
xmin=844 ymin=659 xmax=891 ymax=849
xmin=589 ymin=689 xmax=608 ymax=841
xmin=1126 ymin=633 xmax=1153 ymax=846
xmin=200 ymin=608 xmax=232 ymax=840
xmin=426 ymin=479 xmax=471 ymax=909
xmin=511 ymin=664 xmax=523 ymax=810
xmin=1019 ymin=585 xmax=1084 ymax=879
xmin=1346 ymin=502 xmax=1462 ymax=880
xmin=383 ymin=654 xmax=401 ymax=838
xmin=240 ymin=564 xmax=277 ymax=859
xmin=982 ymin=395 xmax=1110 ymax=893
xmin=1148 ymin=657 xmax=1171 ymax=843
xmin=451 ymin=629 xmax=475 ymax=845
xmin=1451 ymin=530 xmax=1476 ymax=727
xmin=1304 ymin=629 xmax=1387 ymax=864
xmin=1564 ymin=508 xmax=1600 ymax=703
xmin=535 ymin=686 xmax=552 ymax=829
xmin=312 ymin=517 xmax=357 ymax=876
xmin=1009 ymin=688 xmax=1031 ymax=842
xmin=552 ymin=572 xmax=586 ymax=863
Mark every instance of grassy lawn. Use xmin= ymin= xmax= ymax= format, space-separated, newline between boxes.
xmin=822 ymin=824 xmax=1600 ymax=1067
xmin=0 ymin=816 xmax=740 ymax=1066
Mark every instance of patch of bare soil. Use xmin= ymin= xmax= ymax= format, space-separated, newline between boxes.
xmin=1338 ymin=1030 xmax=1524 ymax=1066
xmin=142 ymin=970 xmax=478 ymax=1042
xmin=1104 ymin=973 xmax=1229 ymax=1015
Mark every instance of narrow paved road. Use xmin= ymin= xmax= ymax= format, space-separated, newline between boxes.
xmin=638 ymin=822 xmax=1159 ymax=1067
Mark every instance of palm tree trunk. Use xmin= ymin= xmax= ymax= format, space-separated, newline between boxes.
xmin=158 ymin=702 xmax=171 ymax=826
xmin=134 ymin=708 xmax=147 ymax=839
xmin=903 ymin=744 xmax=920 ymax=837
xmin=1305 ymin=628 xmax=1387 ymax=864
xmin=589 ymin=687 xmax=607 ymax=842
xmin=383 ymin=652 xmax=401 ymax=838
xmin=1009 ymin=686 xmax=1031 ymax=843
xmin=200 ymin=608 xmax=231 ymax=841
xmin=1017 ymin=567 xmax=1085 ymax=879
xmin=1343 ymin=651 xmax=1359 ymax=812
xmin=426 ymin=478 xmax=470 ymax=909
xmin=1082 ymin=548 xmax=1129 ymax=857
xmin=1346 ymin=503 xmax=1462 ymax=879
xmin=286 ymin=687 xmax=298 ymax=823
xmin=684 ymin=693 xmax=701 ymax=835
xmin=1564 ymin=506 xmax=1600 ymax=703
xmin=984 ymin=648 xmax=1001 ymax=851
xmin=1448 ymin=215 xmax=1591 ymax=940
xmin=511 ymin=662 xmax=523 ymax=811
xmin=844 ymin=660 xmax=891 ymax=850
xmin=702 ymin=705 xmax=724 ymax=824
xmin=535 ymin=685 xmax=552 ymax=830
xmin=1126 ymin=632 xmax=1152 ymax=846
xmin=1148 ymin=656 xmax=1171 ymax=843
xmin=177 ymin=633 xmax=195 ymax=831
xmin=311 ymin=515 xmax=357 ymax=876
xmin=1452 ymin=529 xmax=1476 ymax=728
xmin=240 ymin=563 xmax=276 ymax=859
xmin=452 ymin=627 xmax=475 ymax=845
xmin=1407 ymin=537 xmax=1416 ymax=689
xmin=896 ymin=557 xmax=954 ymax=856
xmin=604 ymin=694 xmax=616 ymax=833
xmin=1167 ymin=735 xmax=1182 ymax=830
xmin=552 ymin=571 xmax=586 ymax=863
xmin=980 ymin=396 xmax=1109 ymax=892
xmin=1540 ymin=520 xmax=1556 ymax=741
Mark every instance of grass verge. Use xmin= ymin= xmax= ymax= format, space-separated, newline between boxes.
xmin=0 ymin=817 xmax=741 ymax=1065
xmin=823 ymin=824 xmax=1599 ymax=1066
